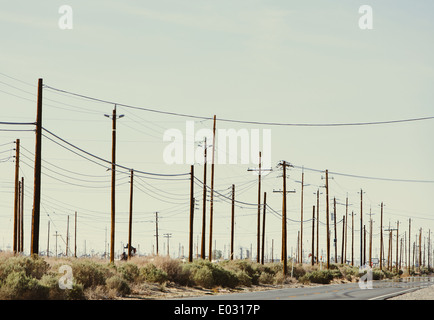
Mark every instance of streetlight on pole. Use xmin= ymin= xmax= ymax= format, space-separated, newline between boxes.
xmin=104 ymin=105 xmax=124 ymax=263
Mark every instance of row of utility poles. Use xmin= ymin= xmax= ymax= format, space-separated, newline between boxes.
xmin=14 ymin=78 xmax=432 ymax=277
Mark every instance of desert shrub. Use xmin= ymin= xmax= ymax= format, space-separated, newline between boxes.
xmin=190 ymin=265 xmax=214 ymax=288
xmin=152 ymin=256 xmax=190 ymax=285
xmin=106 ymin=275 xmax=131 ymax=296
xmin=0 ymin=255 xmax=49 ymax=281
xmin=235 ymin=270 xmax=252 ymax=287
xmin=183 ymin=260 xmax=238 ymax=289
xmin=0 ymin=271 xmax=49 ymax=300
xmin=117 ymin=262 xmax=140 ymax=283
xmin=258 ymin=272 xmax=275 ymax=284
xmin=220 ymin=260 xmax=258 ymax=284
xmin=39 ymin=273 xmax=85 ymax=300
xmin=70 ymin=260 xmax=113 ymax=288
xmin=288 ymin=262 xmax=306 ymax=279
xmin=299 ymin=270 xmax=337 ymax=284
xmin=140 ymin=263 xmax=168 ymax=284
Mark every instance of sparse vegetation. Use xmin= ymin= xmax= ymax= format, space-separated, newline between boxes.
xmin=0 ymin=252 xmax=422 ymax=300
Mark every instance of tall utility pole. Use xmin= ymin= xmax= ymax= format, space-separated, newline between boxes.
xmin=257 ymin=152 xmax=261 ymax=263
xmin=164 ymin=233 xmax=172 ymax=256
xmin=155 ymin=212 xmax=159 ymax=255
xmin=188 ymin=165 xmax=194 ymax=262
xmin=31 ymin=78 xmax=43 ymax=256
xmin=408 ymin=219 xmax=411 ymax=272
xmin=247 ymin=152 xmax=262 ymax=262
xmin=316 ymin=190 xmax=320 ymax=265
xmin=247 ymin=152 xmax=271 ymax=263
xmin=47 ymin=221 xmax=50 ymax=257
xmin=419 ymin=228 xmax=422 ymax=272
xmin=20 ymin=177 xmax=24 ymax=253
xmin=74 ymin=211 xmax=77 ymax=258
xmin=104 ymin=105 xmax=124 ymax=263
xmin=300 ymin=170 xmax=304 ymax=264
xmin=312 ymin=205 xmax=315 ymax=266
xmin=17 ymin=180 xmax=21 ymax=253
xmin=261 ymin=192 xmax=267 ymax=264
xmin=208 ymin=115 xmax=216 ymax=261
xmin=325 ymin=170 xmax=330 ymax=269
xmin=13 ymin=139 xmax=20 ymax=254
xmin=396 ymin=221 xmax=399 ymax=273
xmin=333 ymin=197 xmax=337 ymax=264
xmin=359 ymin=189 xmax=364 ymax=267
xmin=274 ymin=161 xmax=295 ymax=275
xmin=128 ymin=170 xmax=134 ymax=260
xmin=350 ymin=211 xmax=355 ymax=266
xmin=66 ymin=215 xmax=69 ymax=256
xmin=344 ymin=195 xmax=348 ymax=264
xmin=201 ymin=138 xmax=208 ymax=259
xmin=230 ymin=184 xmax=235 ymax=260
xmin=380 ymin=203 xmax=384 ymax=270
xmin=341 ymin=215 xmax=345 ymax=264
xmin=428 ymin=230 xmax=431 ymax=270
xmin=366 ymin=208 xmax=374 ymax=267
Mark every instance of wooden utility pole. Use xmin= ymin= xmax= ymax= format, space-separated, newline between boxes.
xmin=230 ymin=184 xmax=235 ymax=260
xmin=47 ymin=221 xmax=50 ymax=257
xmin=20 ymin=177 xmax=24 ymax=253
xmin=13 ymin=139 xmax=20 ymax=254
xmin=316 ymin=190 xmax=320 ymax=265
xmin=344 ymin=195 xmax=348 ymax=264
xmin=351 ymin=211 xmax=355 ymax=266
xmin=105 ymin=105 xmax=124 ymax=263
xmin=300 ymin=170 xmax=304 ymax=265
xmin=419 ymin=228 xmax=422 ymax=272
xmin=17 ymin=180 xmax=21 ymax=253
xmin=312 ymin=205 xmax=315 ymax=266
xmin=359 ymin=189 xmax=364 ymax=267
xmin=333 ymin=197 xmax=337 ymax=264
xmin=208 ymin=115 xmax=216 ymax=261
xmin=74 ymin=211 xmax=77 ymax=258
xmin=261 ymin=192 xmax=267 ymax=264
xmin=366 ymin=208 xmax=374 ymax=267
xmin=380 ymin=202 xmax=383 ymax=270
xmin=363 ymin=225 xmax=366 ymax=266
xmin=408 ymin=219 xmax=411 ymax=272
xmin=66 ymin=215 xmax=69 ymax=256
xmin=31 ymin=78 xmax=43 ymax=256
xmin=341 ymin=215 xmax=345 ymax=264
xmin=428 ymin=230 xmax=431 ymax=270
xmin=188 ymin=165 xmax=194 ymax=262
xmin=396 ymin=221 xmax=399 ymax=273
xmin=274 ymin=161 xmax=295 ymax=275
xmin=128 ymin=170 xmax=134 ymax=260
xmin=54 ymin=231 xmax=58 ymax=258
xmin=155 ymin=212 xmax=159 ymax=255
xmin=201 ymin=138 xmax=208 ymax=259
xmin=257 ymin=152 xmax=261 ymax=263
xmin=325 ymin=170 xmax=330 ymax=269
xmin=164 ymin=233 xmax=172 ymax=257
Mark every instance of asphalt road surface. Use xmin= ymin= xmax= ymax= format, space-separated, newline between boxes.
xmin=186 ymin=277 xmax=434 ymax=300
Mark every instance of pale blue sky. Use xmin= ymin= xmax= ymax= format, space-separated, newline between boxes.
xmin=0 ymin=1 xmax=433 ymax=262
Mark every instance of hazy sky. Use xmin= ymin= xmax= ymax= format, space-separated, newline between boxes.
xmin=1 ymin=1 xmax=433 ymax=262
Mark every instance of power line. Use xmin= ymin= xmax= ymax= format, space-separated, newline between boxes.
xmin=44 ymin=84 xmax=434 ymax=127
xmin=41 ymin=127 xmax=190 ymax=178
xmin=292 ymin=165 xmax=434 ymax=184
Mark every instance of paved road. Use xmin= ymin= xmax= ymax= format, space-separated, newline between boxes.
xmin=186 ymin=277 xmax=434 ymax=300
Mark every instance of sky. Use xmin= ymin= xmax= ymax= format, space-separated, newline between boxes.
xmin=0 ymin=1 xmax=433 ymax=264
